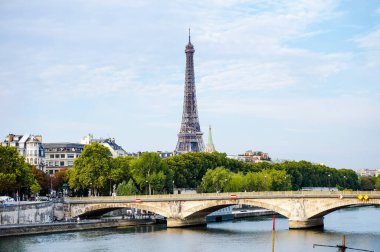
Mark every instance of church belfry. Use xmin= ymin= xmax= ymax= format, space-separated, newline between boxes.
xmin=175 ymin=30 xmax=204 ymax=152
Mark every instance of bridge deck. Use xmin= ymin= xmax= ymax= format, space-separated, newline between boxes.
xmin=65 ymin=191 xmax=380 ymax=203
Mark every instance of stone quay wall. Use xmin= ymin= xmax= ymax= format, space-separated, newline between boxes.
xmin=0 ymin=219 xmax=155 ymax=237
xmin=0 ymin=202 xmax=64 ymax=225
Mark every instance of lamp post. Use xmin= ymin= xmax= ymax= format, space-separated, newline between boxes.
xmin=146 ymin=180 xmax=148 ymax=195
xmin=328 ymin=174 xmax=331 ymax=190
xmin=284 ymin=176 xmax=287 ymax=190
xmin=172 ymin=180 xmax=175 ymax=194
xmin=264 ymin=176 xmax=267 ymax=191
xmin=50 ymin=174 xmax=53 ymax=198
xmin=109 ymin=179 xmax=112 ymax=196
xmin=224 ymin=178 xmax=227 ymax=192
xmin=343 ymin=175 xmax=347 ymax=189
xmin=88 ymin=182 xmax=92 ymax=197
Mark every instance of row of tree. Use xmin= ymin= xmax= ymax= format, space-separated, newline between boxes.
xmin=67 ymin=143 xmax=364 ymax=196
xmin=199 ymin=167 xmax=291 ymax=192
xmin=1 ymin=143 xmax=377 ymax=197
xmin=0 ymin=145 xmax=67 ymax=198
xmin=68 ymin=143 xmax=172 ymax=196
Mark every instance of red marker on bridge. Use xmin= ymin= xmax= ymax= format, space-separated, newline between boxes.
xmin=135 ymin=198 xmax=142 ymax=203
xmin=230 ymin=194 xmax=238 ymax=200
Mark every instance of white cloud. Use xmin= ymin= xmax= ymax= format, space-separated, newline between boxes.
xmin=355 ymin=27 xmax=380 ymax=49
xmin=354 ymin=26 xmax=380 ymax=68
xmin=184 ymin=0 xmax=349 ymax=93
xmin=201 ymin=96 xmax=380 ymax=128
xmin=38 ymin=64 xmax=138 ymax=97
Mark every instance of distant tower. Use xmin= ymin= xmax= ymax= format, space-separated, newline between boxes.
xmin=204 ymin=125 xmax=216 ymax=153
xmin=175 ymin=29 xmax=204 ymax=153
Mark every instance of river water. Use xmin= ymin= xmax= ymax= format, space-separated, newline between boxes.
xmin=0 ymin=206 xmax=379 ymax=252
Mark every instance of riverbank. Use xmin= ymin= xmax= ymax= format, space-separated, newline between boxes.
xmin=0 ymin=219 xmax=157 ymax=237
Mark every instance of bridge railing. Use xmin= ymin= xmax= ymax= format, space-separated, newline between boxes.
xmin=64 ymin=190 xmax=380 ymax=202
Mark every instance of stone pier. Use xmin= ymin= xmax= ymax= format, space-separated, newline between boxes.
xmin=167 ymin=217 xmax=207 ymax=228
xmin=288 ymin=217 xmax=324 ymax=229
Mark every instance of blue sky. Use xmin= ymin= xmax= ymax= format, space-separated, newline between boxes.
xmin=1 ymin=0 xmax=379 ymax=169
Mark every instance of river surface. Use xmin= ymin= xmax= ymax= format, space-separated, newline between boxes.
xmin=0 ymin=206 xmax=379 ymax=252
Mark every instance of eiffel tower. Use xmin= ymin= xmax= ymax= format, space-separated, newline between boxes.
xmin=175 ymin=30 xmax=204 ymax=153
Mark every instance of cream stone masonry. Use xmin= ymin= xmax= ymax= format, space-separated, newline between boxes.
xmin=64 ymin=191 xmax=380 ymax=229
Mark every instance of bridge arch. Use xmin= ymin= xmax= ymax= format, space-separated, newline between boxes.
xmin=184 ymin=199 xmax=290 ymax=219
xmin=70 ymin=203 xmax=170 ymax=219
xmin=308 ymin=202 xmax=380 ymax=219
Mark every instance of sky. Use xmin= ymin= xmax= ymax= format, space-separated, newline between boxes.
xmin=0 ymin=0 xmax=379 ymax=169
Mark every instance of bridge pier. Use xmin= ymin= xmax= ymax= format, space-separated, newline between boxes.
xmin=288 ymin=217 xmax=324 ymax=229
xmin=167 ymin=217 xmax=207 ymax=228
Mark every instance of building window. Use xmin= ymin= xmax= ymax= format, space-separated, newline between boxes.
xmin=50 ymin=154 xmax=54 ymax=158
xmin=61 ymin=154 xmax=65 ymax=158
xmin=55 ymin=154 xmax=59 ymax=158
xmin=60 ymin=161 xmax=65 ymax=166
xmin=55 ymin=161 xmax=59 ymax=166
xmin=68 ymin=161 xmax=73 ymax=166
xmin=68 ymin=154 xmax=75 ymax=158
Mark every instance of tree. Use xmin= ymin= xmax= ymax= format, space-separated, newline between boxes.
xmin=116 ymin=179 xmax=138 ymax=196
xmin=110 ymin=156 xmax=134 ymax=185
xmin=31 ymin=166 xmax=50 ymax=195
xmin=130 ymin=152 xmax=172 ymax=195
xmin=52 ymin=169 xmax=69 ymax=191
xmin=359 ymin=176 xmax=376 ymax=191
xmin=68 ymin=143 xmax=112 ymax=196
xmin=30 ymin=180 xmax=42 ymax=195
xmin=200 ymin=167 xmax=232 ymax=193
xmin=0 ymin=146 xmax=33 ymax=195
xmin=163 ymin=152 xmax=251 ymax=189
xmin=225 ymin=173 xmax=245 ymax=192
xmin=245 ymin=171 xmax=270 ymax=191
xmin=376 ymin=177 xmax=380 ymax=190
xmin=268 ymin=169 xmax=291 ymax=191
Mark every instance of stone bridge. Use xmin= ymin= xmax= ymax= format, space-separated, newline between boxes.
xmin=64 ymin=191 xmax=380 ymax=229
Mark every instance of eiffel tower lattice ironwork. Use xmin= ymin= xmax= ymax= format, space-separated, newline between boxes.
xmin=175 ymin=30 xmax=204 ymax=153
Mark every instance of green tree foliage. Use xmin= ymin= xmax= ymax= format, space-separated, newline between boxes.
xmin=116 ymin=179 xmax=138 ymax=196
xmin=268 ymin=169 xmax=291 ymax=191
xmin=244 ymin=170 xmax=273 ymax=191
xmin=30 ymin=180 xmax=42 ymax=195
xmin=200 ymin=168 xmax=291 ymax=192
xmin=163 ymin=152 xmax=250 ymax=189
xmin=376 ymin=176 xmax=380 ymax=190
xmin=249 ymin=160 xmax=359 ymax=190
xmin=200 ymin=167 xmax=232 ymax=193
xmin=225 ymin=173 xmax=245 ymax=192
xmin=111 ymin=156 xmax=134 ymax=185
xmin=131 ymin=152 xmax=172 ymax=194
xmin=68 ymin=143 xmax=113 ymax=195
xmin=0 ymin=146 xmax=33 ymax=194
xmin=359 ymin=176 xmax=376 ymax=190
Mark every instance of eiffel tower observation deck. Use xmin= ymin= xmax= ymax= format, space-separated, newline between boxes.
xmin=175 ymin=30 xmax=204 ymax=153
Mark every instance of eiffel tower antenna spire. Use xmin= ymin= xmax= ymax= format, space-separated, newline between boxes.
xmin=189 ymin=27 xmax=191 ymax=43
